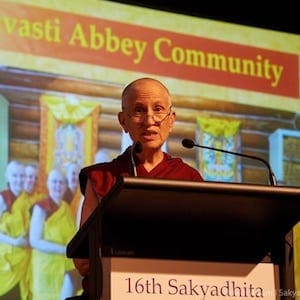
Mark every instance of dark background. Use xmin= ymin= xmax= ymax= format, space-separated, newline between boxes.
xmin=108 ymin=1 xmax=299 ymax=35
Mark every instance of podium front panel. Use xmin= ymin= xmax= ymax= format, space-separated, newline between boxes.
xmin=102 ymin=258 xmax=280 ymax=300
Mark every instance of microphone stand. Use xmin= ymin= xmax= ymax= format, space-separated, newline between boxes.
xmin=182 ymin=138 xmax=277 ymax=186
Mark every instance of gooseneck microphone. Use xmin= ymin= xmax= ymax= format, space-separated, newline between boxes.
xmin=133 ymin=141 xmax=143 ymax=154
xmin=130 ymin=141 xmax=142 ymax=176
xmin=182 ymin=138 xmax=277 ymax=186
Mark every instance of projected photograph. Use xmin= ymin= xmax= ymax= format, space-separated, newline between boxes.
xmin=0 ymin=1 xmax=299 ymax=299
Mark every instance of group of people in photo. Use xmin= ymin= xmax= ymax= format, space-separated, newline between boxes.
xmin=0 ymin=160 xmax=83 ymax=300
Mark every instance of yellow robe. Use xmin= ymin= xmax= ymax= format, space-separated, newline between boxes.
xmin=0 ymin=191 xmax=41 ymax=299
xmin=30 ymin=200 xmax=77 ymax=300
xmin=20 ymin=191 xmax=45 ymax=300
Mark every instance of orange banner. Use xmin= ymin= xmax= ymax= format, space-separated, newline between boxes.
xmin=0 ymin=2 xmax=299 ymax=98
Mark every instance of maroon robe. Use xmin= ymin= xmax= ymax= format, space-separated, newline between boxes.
xmin=0 ymin=189 xmax=17 ymax=212
xmin=34 ymin=197 xmax=59 ymax=218
xmin=79 ymin=147 xmax=203 ymax=197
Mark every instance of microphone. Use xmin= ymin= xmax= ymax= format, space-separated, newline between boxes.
xmin=182 ymin=138 xmax=277 ymax=186
xmin=130 ymin=141 xmax=143 ymax=176
xmin=133 ymin=141 xmax=143 ymax=154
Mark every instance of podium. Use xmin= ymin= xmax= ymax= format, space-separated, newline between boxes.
xmin=67 ymin=177 xmax=300 ymax=300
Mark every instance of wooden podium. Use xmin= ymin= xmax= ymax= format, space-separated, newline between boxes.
xmin=67 ymin=177 xmax=300 ymax=300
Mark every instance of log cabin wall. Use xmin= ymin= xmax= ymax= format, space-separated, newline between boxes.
xmin=1 ymin=67 xmax=299 ymax=185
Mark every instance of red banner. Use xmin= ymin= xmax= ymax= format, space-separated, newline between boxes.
xmin=0 ymin=2 xmax=299 ymax=98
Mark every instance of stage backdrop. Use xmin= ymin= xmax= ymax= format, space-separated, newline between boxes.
xmin=0 ymin=0 xmax=299 ymax=299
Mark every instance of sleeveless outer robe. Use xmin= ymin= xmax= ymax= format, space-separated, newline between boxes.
xmin=30 ymin=198 xmax=77 ymax=300
xmin=0 ymin=190 xmax=33 ymax=299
